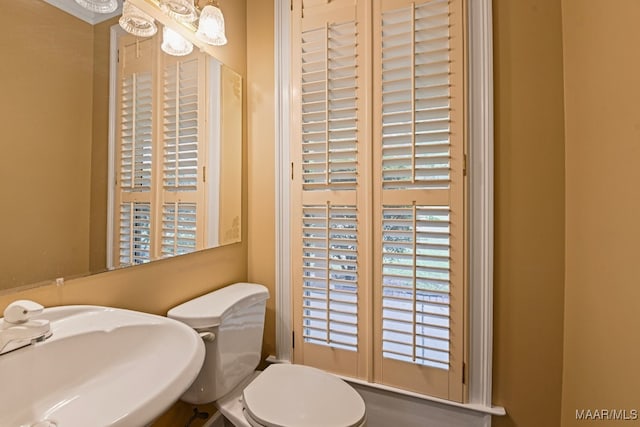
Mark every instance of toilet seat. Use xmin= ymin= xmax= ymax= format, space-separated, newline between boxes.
xmin=242 ymin=364 xmax=366 ymax=427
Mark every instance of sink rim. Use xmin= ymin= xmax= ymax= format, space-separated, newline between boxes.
xmin=0 ymin=304 xmax=205 ymax=427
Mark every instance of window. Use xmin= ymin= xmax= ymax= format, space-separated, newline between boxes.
xmin=290 ymin=0 xmax=465 ymax=401
xmin=111 ymin=33 xmax=214 ymax=268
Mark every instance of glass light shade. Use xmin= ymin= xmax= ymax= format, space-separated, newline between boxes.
xmin=161 ymin=27 xmax=194 ymax=57
xmin=195 ymin=5 xmax=228 ymax=46
xmin=159 ymin=0 xmax=198 ymax=23
xmin=74 ymin=0 xmax=117 ymax=13
xmin=119 ymin=1 xmax=158 ymax=37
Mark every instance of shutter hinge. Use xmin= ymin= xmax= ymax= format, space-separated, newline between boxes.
xmin=462 ymin=362 xmax=467 ymax=384
xmin=117 ymin=48 xmax=120 ymax=63
xmin=290 ymin=0 xmax=293 ymax=11
xmin=291 ymin=162 xmax=294 ymax=180
xmin=292 ymin=331 xmax=295 ymax=349
xmin=203 ymin=165 xmax=207 ymax=182
xmin=463 ymin=154 xmax=468 ymax=177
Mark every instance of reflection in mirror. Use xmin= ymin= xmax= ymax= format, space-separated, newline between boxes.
xmin=0 ymin=0 xmax=242 ymax=292
xmin=110 ymin=31 xmax=242 ymax=268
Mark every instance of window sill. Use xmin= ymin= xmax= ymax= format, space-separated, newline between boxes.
xmin=265 ymin=356 xmax=506 ymax=417
xmin=342 ymin=375 xmax=506 ymax=416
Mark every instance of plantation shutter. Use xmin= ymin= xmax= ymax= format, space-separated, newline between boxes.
xmin=159 ymin=53 xmax=207 ymax=257
xmin=373 ymin=0 xmax=465 ymax=400
xmin=115 ymin=36 xmax=156 ymax=267
xmin=291 ymin=0 xmax=371 ymax=379
xmin=113 ymin=31 xmax=209 ymax=266
xmin=291 ymin=0 xmax=466 ymax=401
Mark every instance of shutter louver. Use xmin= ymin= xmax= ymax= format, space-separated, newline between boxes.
xmin=302 ymin=204 xmax=359 ymax=351
xmin=118 ymin=202 xmax=151 ymax=265
xmin=301 ymin=22 xmax=357 ymax=190
xmin=120 ymin=72 xmax=153 ymax=192
xmin=162 ymin=202 xmax=197 ymax=257
xmin=301 ymin=21 xmax=359 ymax=190
xmin=381 ymin=0 xmax=450 ymax=190
xmin=381 ymin=205 xmax=450 ymax=370
xmin=163 ymin=58 xmax=199 ymax=192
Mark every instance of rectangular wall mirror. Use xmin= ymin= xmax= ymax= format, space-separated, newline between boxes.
xmin=0 ymin=0 xmax=242 ymax=292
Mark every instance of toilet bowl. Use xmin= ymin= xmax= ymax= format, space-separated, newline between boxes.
xmin=168 ymin=283 xmax=366 ymax=427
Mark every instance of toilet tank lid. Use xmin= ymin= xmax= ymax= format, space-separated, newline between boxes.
xmin=167 ymin=283 xmax=269 ymax=328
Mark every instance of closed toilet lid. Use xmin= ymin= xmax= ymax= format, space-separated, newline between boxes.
xmin=242 ymin=364 xmax=365 ymax=427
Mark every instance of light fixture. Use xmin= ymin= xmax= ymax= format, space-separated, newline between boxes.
xmin=161 ymin=26 xmax=194 ymax=56
xmin=196 ymin=4 xmax=227 ymax=46
xmin=120 ymin=1 xmax=158 ymax=37
xmin=159 ymin=0 xmax=198 ymax=23
xmin=74 ymin=0 xmax=118 ymax=13
xmin=88 ymin=0 xmax=229 ymax=57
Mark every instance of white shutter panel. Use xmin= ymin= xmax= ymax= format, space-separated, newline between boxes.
xmin=380 ymin=0 xmax=451 ymax=189
xmin=301 ymin=21 xmax=359 ymax=190
xmin=113 ymin=34 xmax=210 ymax=265
xmin=118 ymin=202 xmax=152 ymax=265
xmin=163 ymin=58 xmax=199 ymax=192
xmin=374 ymin=0 xmax=464 ymax=400
xmin=160 ymin=52 xmax=206 ymax=256
xmin=302 ymin=204 xmax=358 ymax=351
xmin=162 ymin=202 xmax=197 ymax=257
xmin=292 ymin=0 xmax=370 ymax=378
xmin=381 ymin=205 xmax=450 ymax=370
xmin=379 ymin=0 xmax=452 ymax=367
xmin=120 ymin=72 xmax=153 ymax=192
xmin=115 ymin=37 xmax=156 ymax=267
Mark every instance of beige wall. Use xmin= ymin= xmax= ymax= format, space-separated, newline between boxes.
xmin=0 ymin=1 xmax=94 ymax=289
xmin=493 ymin=1 xmax=567 ymax=426
xmin=561 ymin=1 xmax=640 ymax=425
xmin=246 ymin=0 xmax=277 ymax=359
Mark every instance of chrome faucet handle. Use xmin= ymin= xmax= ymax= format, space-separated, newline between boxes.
xmin=3 ymin=300 xmax=44 ymax=324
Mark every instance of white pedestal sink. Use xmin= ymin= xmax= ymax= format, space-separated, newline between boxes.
xmin=0 ymin=305 xmax=205 ymax=427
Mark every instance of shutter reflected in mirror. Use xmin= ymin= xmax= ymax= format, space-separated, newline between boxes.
xmin=118 ymin=202 xmax=152 ymax=265
xmin=162 ymin=202 xmax=198 ymax=257
xmin=114 ymin=34 xmax=208 ymax=266
xmin=163 ymin=58 xmax=200 ymax=192
xmin=115 ymin=37 xmax=155 ymax=267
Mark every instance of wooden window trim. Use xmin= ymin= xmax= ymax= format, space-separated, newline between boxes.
xmin=276 ymin=0 xmax=504 ymax=415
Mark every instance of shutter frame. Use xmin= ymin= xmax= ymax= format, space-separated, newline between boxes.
xmin=114 ymin=35 xmax=156 ymax=267
xmin=291 ymin=0 xmax=372 ymax=380
xmin=373 ymin=0 xmax=466 ymax=401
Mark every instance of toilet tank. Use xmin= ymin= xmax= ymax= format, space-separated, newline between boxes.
xmin=167 ymin=283 xmax=269 ymax=404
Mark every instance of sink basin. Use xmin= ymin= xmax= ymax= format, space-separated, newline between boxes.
xmin=0 ymin=305 xmax=205 ymax=427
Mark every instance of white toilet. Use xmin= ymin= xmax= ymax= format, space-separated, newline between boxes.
xmin=168 ymin=282 xmax=367 ymax=427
